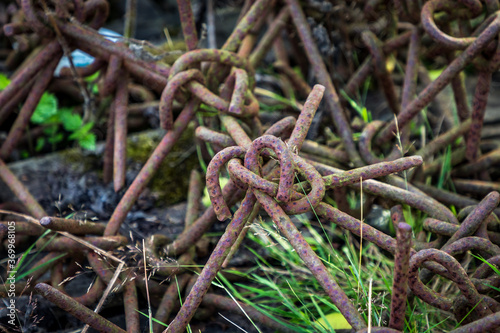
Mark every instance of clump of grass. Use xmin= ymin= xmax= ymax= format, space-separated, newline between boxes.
xmin=218 ymin=213 xmax=455 ymax=332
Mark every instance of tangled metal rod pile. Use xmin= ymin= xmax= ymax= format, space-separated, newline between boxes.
xmin=1 ymin=0 xmax=500 ymax=332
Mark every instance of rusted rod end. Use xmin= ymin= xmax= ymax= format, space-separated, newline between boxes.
xmin=39 ymin=217 xmax=52 ymax=227
xmin=412 ymin=155 xmax=423 ymax=166
xmin=215 ymin=208 xmax=232 ymax=222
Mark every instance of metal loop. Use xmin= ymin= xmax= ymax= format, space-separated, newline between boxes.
xmin=244 ymin=134 xmax=295 ymax=202
xmin=206 ymin=146 xmax=247 ymax=221
xmin=409 ymin=248 xmax=489 ymax=315
xmin=159 ymin=69 xmax=205 ymax=130
xmin=421 ymin=0 xmax=477 ymax=50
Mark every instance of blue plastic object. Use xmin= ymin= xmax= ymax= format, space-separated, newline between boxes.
xmin=54 ymin=27 xmax=122 ymax=76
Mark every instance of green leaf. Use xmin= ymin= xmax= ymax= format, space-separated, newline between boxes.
xmin=0 ymin=73 xmax=11 ymax=90
xmin=35 ymin=137 xmax=45 ymax=152
xmin=314 ymin=312 xmax=352 ymax=330
xmin=84 ymin=71 xmax=100 ymax=82
xmin=77 ymin=133 xmax=96 ymax=151
xmin=428 ymin=69 xmax=444 ymax=81
xmin=202 ymin=177 xmax=229 ymax=207
xmin=9 ymin=229 xmax=52 ymax=282
xmin=69 ymin=122 xmax=94 ymax=140
xmin=136 ymin=310 xmax=168 ymax=327
xmin=16 ymin=253 xmax=67 ymax=282
xmin=48 ymin=132 xmax=64 ymax=144
xmin=59 ymin=108 xmax=82 ymax=132
xmin=31 ymin=93 xmax=58 ymax=124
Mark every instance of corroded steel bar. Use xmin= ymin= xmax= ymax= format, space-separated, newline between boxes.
xmin=316 ymin=202 xmax=397 ymax=253
xmin=421 ymin=0 xmax=476 ymax=50
xmin=325 ymin=156 xmax=423 ymax=189
xmin=57 ymin=19 xmax=168 ymax=77
xmin=253 ymin=190 xmax=367 ymax=330
xmin=1 ymin=56 xmax=61 ymax=159
xmin=169 ymin=49 xmax=253 ymax=87
xmin=448 ymin=60 xmax=470 ymax=122
xmin=220 ymin=115 xmax=253 ymax=148
xmin=453 ymin=179 xmax=500 ymax=196
xmin=152 ymin=274 xmax=190 ymax=333
xmin=441 ymin=191 xmax=500 ymax=250
xmin=300 ymin=140 xmax=349 ymax=164
xmin=0 ymin=75 xmax=36 ymax=126
xmin=123 ymin=280 xmax=140 ymax=333
xmin=37 ymin=235 xmax=127 ymax=252
xmin=473 ymin=255 xmax=500 ymax=279
xmin=288 ymin=84 xmax=325 ymax=151
xmin=146 ymin=244 xmax=194 ymax=276
xmin=453 ymin=147 xmax=500 ymax=177
xmin=0 ymin=42 xmax=60 ymax=120
xmin=249 ymin=7 xmax=290 ymax=67
xmin=176 ymin=0 xmax=198 ymax=51
xmin=206 ymin=146 xmax=246 ymax=220
xmin=60 ymin=57 xmax=105 ymax=78
xmin=165 ymin=180 xmax=244 ymax=256
xmin=104 ymin=99 xmax=199 ymax=236
xmin=390 ymin=222 xmax=412 ymax=331
xmin=221 ymin=0 xmax=271 ymax=53
xmin=352 ymin=179 xmax=458 ymax=223
xmin=187 ymin=80 xmax=258 ymax=117
xmin=357 ymin=328 xmax=402 ymax=333
xmin=409 ymin=249 xmax=490 ymax=315
xmin=286 ymin=0 xmax=363 ymax=167
xmin=466 ymin=71 xmax=492 ymax=161
xmin=274 ymin=61 xmax=312 ymax=98
xmin=87 ymin=251 xmax=123 ymax=290
xmin=113 ymin=71 xmax=129 ymax=192
xmin=450 ymin=311 xmax=500 ymax=333
xmin=99 ymin=55 xmax=122 ymax=97
xmin=39 ymin=216 xmax=105 ymax=235
xmin=201 ymin=293 xmax=296 ymax=332
xmin=423 ymin=218 xmax=500 ymax=244
xmin=222 ymin=202 xmax=261 ymax=267
xmin=265 ymin=116 xmax=296 ymax=138
xmin=159 ymin=69 xmax=204 ymax=130
xmin=103 ymin=102 xmax=115 ymax=184
xmin=195 ymin=126 xmax=237 ymax=148
xmin=309 ymin=160 xmax=458 ymax=223
xmin=227 ymin=156 xmax=324 ymax=215
xmin=401 ymin=25 xmax=419 ymax=112
xmin=26 ymin=252 xmax=67 ymax=282
xmin=73 ymin=277 xmax=106 ymax=306
xmin=35 ymin=283 xmax=127 ymax=333
xmin=0 ymin=159 xmax=47 ymax=218
xmin=358 ymin=120 xmax=401 ymax=164
xmin=185 ymin=170 xmax=202 ymax=227
xmin=445 ymin=236 xmax=500 ymax=258
xmin=82 ymin=0 xmax=110 ymax=29
xmin=244 ymin=135 xmax=295 ymax=202
xmin=391 ymin=205 xmax=405 ymax=229
xmin=164 ymin=192 xmax=257 ymax=333
xmin=415 ymin=119 xmax=471 ymax=161
xmin=0 ymin=221 xmax=44 ymax=236
xmin=362 ymin=30 xmax=400 ymax=115
xmin=228 ymin=68 xmax=248 ymax=115
xmin=413 ymin=182 xmax=500 ymax=216
xmin=376 ymin=13 xmax=500 ymax=144
xmin=343 ymin=57 xmax=372 ymax=99
xmin=422 ymin=148 xmax=466 ymax=177
xmin=206 ymin=0 xmax=270 ymax=89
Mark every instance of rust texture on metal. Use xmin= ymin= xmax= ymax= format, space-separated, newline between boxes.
xmin=2 ymin=0 xmax=500 ymax=332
